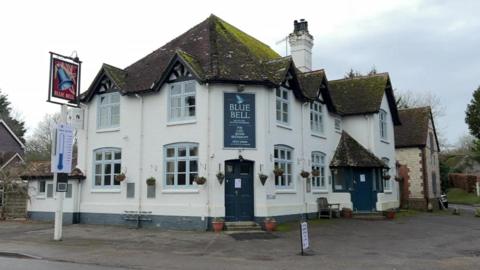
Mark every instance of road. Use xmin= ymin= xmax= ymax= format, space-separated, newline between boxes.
xmin=0 ymin=257 xmax=128 ymax=270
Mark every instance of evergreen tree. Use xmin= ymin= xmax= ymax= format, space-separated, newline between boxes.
xmin=465 ymin=86 xmax=480 ymax=139
xmin=0 ymin=89 xmax=26 ymax=143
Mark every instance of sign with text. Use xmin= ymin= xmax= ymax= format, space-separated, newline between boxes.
xmin=48 ymin=52 xmax=81 ymax=106
xmin=300 ymin=221 xmax=309 ymax=252
xmin=51 ymin=124 xmax=74 ymax=173
xmin=224 ymin=93 xmax=256 ymax=148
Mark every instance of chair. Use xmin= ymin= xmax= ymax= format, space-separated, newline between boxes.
xmin=317 ymin=197 xmax=340 ymax=219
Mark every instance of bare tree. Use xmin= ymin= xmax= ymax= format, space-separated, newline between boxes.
xmin=0 ymin=164 xmax=28 ymax=220
xmin=25 ymin=113 xmax=61 ymax=161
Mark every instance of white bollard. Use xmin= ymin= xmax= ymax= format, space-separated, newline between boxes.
xmin=476 ymin=182 xmax=479 ymax=197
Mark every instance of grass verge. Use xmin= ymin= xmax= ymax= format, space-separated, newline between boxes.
xmin=447 ymin=188 xmax=480 ymax=205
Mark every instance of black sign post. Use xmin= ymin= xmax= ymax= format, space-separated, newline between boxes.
xmin=56 ymin=173 xmax=68 ymax=192
xmin=224 ymin=93 xmax=256 ymax=148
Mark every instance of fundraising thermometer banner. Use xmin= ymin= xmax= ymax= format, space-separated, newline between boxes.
xmin=51 ymin=124 xmax=74 ymax=173
xmin=224 ymin=93 xmax=256 ymax=148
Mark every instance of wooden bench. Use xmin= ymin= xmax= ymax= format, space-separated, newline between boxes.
xmin=317 ymin=197 xmax=340 ymax=219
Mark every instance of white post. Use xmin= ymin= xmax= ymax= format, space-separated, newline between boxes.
xmin=476 ymin=181 xmax=480 ymax=197
xmin=54 ymin=105 xmax=68 ymax=241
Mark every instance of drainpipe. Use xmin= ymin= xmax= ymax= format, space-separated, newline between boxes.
xmin=205 ymin=83 xmax=211 ymax=230
xmin=135 ymin=94 xmax=145 ymax=225
xmin=80 ymin=105 xmax=89 ymax=220
xmin=301 ymin=102 xmax=308 ymax=219
xmin=421 ymin=148 xmax=429 ymax=209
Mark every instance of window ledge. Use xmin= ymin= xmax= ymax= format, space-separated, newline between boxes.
xmin=96 ymin=128 xmax=120 ymax=133
xmin=312 ymin=190 xmax=329 ymax=194
xmin=380 ymin=139 xmax=390 ymax=144
xmin=276 ymin=123 xmax=292 ymax=130
xmin=91 ymin=189 xmax=121 ymax=193
xmin=311 ymin=133 xmax=326 ymax=139
xmin=35 ymin=195 xmax=46 ymax=200
xmin=167 ymin=119 xmax=196 ymax=127
xmin=161 ymin=189 xmax=199 ymax=194
xmin=383 ymin=190 xmax=393 ymax=194
xmin=275 ymin=189 xmax=296 ymax=194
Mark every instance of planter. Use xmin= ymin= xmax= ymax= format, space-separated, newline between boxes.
xmin=264 ymin=218 xmax=277 ymax=232
xmin=394 ymin=176 xmax=403 ymax=182
xmin=115 ymin=173 xmax=126 ymax=182
xmin=212 ymin=218 xmax=224 ymax=232
xmin=195 ymin=176 xmax=207 ymax=185
xmin=311 ymin=170 xmax=320 ymax=177
xmin=146 ymin=177 xmax=156 ymax=186
xmin=383 ymin=174 xmax=391 ymax=180
xmin=216 ymin=172 xmax=225 ymax=185
xmin=384 ymin=210 xmax=396 ymax=220
xmin=259 ymin=174 xmax=268 ymax=185
xmin=273 ymin=167 xmax=284 ymax=177
xmin=300 ymin=171 xmax=310 ymax=179
xmin=341 ymin=208 xmax=353 ymax=218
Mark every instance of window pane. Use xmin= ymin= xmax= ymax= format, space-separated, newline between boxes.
xmin=110 ymin=93 xmax=120 ymax=103
xmin=111 ymin=105 xmax=120 ymax=126
xmin=178 ymin=147 xmax=187 ymax=157
xmin=95 ymin=152 xmax=102 ymax=161
xmin=280 ymin=150 xmax=285 ymax=159
xmin=178 ymin=161 xmax=186 ymax=173
xmin=105 ymin=152 xmax=112 ymax=160
xmin=95 ymin=176 xmax=102 ymax=186
xmin=104 ymin=164 xmax=112 ymax=175
xmin=166 ymin=148 xmax=175 ymax=158
xmin=189 ymin=146 xmax=198 ymax=157
xmin=104 ymin=175 xmax=111 ymax=186
xmin=240 ymin=164 xmax=250 ymax=174
xmin=114 ymin=151 xmax=121 ymax=160
xmin=188 ymin=105 xmax=195 ymax=117
xmin=286 ymin=150 xmax=291 ymax=160
xmin=114 ymin=163 xmax=121 ymax=174
xmin=39 ymin=181 xmax=46 ymax=193
xmin=95 ymin=164 xmax=102 ymax=174
xmin=282 ymin=89 xmax=288 ymax=99
xmin=190 ymin=160 xmax=198 ymax=172
xmin=178 ymin=174 xmax=186 ymax=185
xmin=189 ymin=173 xmax=197 ymax=185
xmin=166 ymin=161 xmax=175 ymax=173
xmin=276 ymin=88 xmax=281 ymax=97
xmin=166 ymin=174 xmax=174 ymax=185
xmin=171 ymin=84 xmax=181 ymax=95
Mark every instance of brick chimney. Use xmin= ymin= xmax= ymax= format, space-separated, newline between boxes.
xmin=289 ymin=19 xmax=313 ymax=72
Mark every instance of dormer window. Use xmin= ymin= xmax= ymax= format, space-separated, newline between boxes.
xmin=276 ymin=87 xmax=289 ymax=125
xmin=168 ymin=81 xmax=196 ymax=122
xmin=310 ymin=102 xmax=324 ymax=135
xmin=97 ymin=92 xmax=120 ymax=130
xmin=379 ymin=109 xmax=388 ymax=140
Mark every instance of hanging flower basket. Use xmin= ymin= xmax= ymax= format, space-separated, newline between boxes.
xmin=115 ymin=173 xmax=126 ymax=182
xmin=383 ymin=174 xmax=391 ymax=180
xmin=216 ymin=172 xmax=225 ymax=185
xmin=273 ymin=167 xmax=284 ymax=177
xmin=300 ymin=170 xmax=310 ymax=179
xmin=395 ymin=176 xmax=403 ymax=182
xmin=259 ymin=174 xmax=268 ymax=185
xmin=195 ymin=176 xmax=207 ymax=185
xmin=146 ymin=177 xmax=156 ymax=186
xmin=311 ymin=169 xmax=320 ymax=177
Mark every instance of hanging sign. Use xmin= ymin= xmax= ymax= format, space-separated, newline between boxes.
xmin=67 ymin=107 xmax=84 ymax=129
xmin=224 ymin=93 xmax=256 ymax=148
xmin=51 ymin=124 xmax=74 ymax=173
xmin=48 ymin=52 xmax=81 ymax=107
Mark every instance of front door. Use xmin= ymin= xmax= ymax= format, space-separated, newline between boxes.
xmin=224 ymin=160 xmax=254 ymax=221
xmin=351 ymin=169 xmax=377 ymax=212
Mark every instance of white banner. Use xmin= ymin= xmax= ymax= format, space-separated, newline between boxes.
xmin=301 ymin=222 xmax=309 ymax=250
xmin=51 ymin=124 xmax=74 ymax=173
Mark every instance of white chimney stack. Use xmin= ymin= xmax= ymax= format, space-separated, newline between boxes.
xmin=289 ymin=19 xmax=313 ymax=72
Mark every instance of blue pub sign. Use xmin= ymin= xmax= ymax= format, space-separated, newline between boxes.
xmin=224 ymin=93 xmax=256 ymax=148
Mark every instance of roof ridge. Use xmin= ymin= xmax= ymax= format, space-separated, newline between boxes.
xmin=330 ymin=72 xmax=389 ymax=82
xmin=398 ymin=106 xmax=431 ymax=111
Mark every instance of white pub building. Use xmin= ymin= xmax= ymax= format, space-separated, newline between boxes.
xmin=26 ymin=15 xmax=401 ymax=229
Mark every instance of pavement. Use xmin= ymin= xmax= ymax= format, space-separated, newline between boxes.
xmin=0 ymin=211 xmax=479 ymax=270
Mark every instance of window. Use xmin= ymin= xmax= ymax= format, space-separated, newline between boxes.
xmin=274 ymin=145 xmax=293 ymax=188
xmin=379 ymin=110 xmax=388 ymax=140
xmin=311 ymin=152 xmax=326 ymax=190
xmin=38 ymin=180 xmax=46 ymax=195
xmin=334 ymin=118 xmax=342 ymax=132
xmin=126 ymin=183 xmax=135 ymax=198
xmin=93 ymin=148 xmax=122 ymax=189
xmin=168 ymin=81 xmax=196 ymax=122
xmin=276 ymin=87 xmax=289 ymax=125
xmin=164 ymin=143 xmax=198 ymax=188
xmin=65 ymin=184 xmax=73 ymax=198
xmin=382 ymin=157 xmax=392 ymax=191
xmin=147 ymin=185 xmax=156 ymax=199
xmin=97 ymin=92 xmax=120 ymax=129
xmin=310 ymin=102 xmax=324 ymax=134
xmin=332 ymin=168 xmax=346 ymax=191
xmin=46 ymin=183 xmax=54 ymax=198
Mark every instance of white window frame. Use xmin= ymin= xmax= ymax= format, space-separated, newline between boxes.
xmin=164 ymin=143 xmax=199 ymax=189
xmin=274 ymin=145 xmax=294 ymax=189
xmin=97 ymin=92 xmax=120 ymax=130
xmin=311 ymin=152 xmax=327 ymax=191
xmin=379 ymin=109 xmax=388 ymax=140
xmin=382 ymin=157 xmax=392 ymax=192
xmin=168 ymin=81 xmax=196 ymax=122
xmin=334 ymin=117 xmax=342 ymax=132
xmin=37 ymin=180 xmax=46 ymax=196
xmin=310 ymin=102 xmax=324 ymax=135
xmin=93 ymin=148 xmax=122 ymax=190
xmin=276 ymin=87 xmax=290 ymax=125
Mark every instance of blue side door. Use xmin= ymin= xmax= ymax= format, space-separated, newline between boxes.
xmin=351 ymin=169 xmax=377 ymax=212
xmin=225 ymin=160 xmax=254 ymax=221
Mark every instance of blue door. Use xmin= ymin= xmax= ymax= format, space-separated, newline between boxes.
xmin=351 ymin=169 xmax=377 ymax=212
xmin=225 ymin=160 xmax=254 ymax=221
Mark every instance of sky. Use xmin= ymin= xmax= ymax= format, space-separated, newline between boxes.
xmin=0 ymin=0 xmax=478 ymax=146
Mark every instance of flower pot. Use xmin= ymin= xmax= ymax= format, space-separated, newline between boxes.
xmin=385 ymin=211 xmax=395 ymax=220
xmin=300 ymin=171 xmax=310 ymax=179
xmin=264 ymin=220 xmax=277 ymax=232
xmin=216 ymin=172 xmax=225 ymax=185
xmin=146 ymin=178 xmax=156 ymax=186
xmin=212 ymin=221 xmax=224 ymax=232
xmin=341 ymin=208 xmax=353 ymax=218
xmin=383 ymin=175 xmax=391 ymax=180
xmin=259 ymin=174 xmax=268 ymax=185
xmin=195 ymin=177 xmax=206 ymax=185
xmin=115 ymin=174 xmax=126 ymax=182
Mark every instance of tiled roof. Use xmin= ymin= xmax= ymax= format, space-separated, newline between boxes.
xmin=394 ymin=106 xmax=437 ymax=148
xmin=20 ymin=160 xmax=85 ymax=180
xmin=330 ymin=132 xmax=387 ymax=168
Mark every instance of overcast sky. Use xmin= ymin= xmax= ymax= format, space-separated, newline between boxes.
xmin=0 ymin=0 xmax=478 ymax=146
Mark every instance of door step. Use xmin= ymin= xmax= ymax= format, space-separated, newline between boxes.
xmin=224 ymin=221 xmax=263 ymax=232
xmin=352 ymin=212 xmax=386 ymax=220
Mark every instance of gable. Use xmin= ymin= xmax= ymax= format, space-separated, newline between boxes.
xmin=0 ymin=120 xmax=25 ymax=152
xmin=81 ymin=65 xmax=125 ymax=102
xmin=394 ymin=107 xmax=438 ymax=149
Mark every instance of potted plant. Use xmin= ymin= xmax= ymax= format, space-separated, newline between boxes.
xmin=216 ymin=172 xmax=225 ymax=185
xmin=384 ymin=209 xmax=396 ymax=220
xmin=395 ymin=176 xmax=403 ymax=182
xmin=195 ymin=176 xmax=207 ymax=185
xmin=300 ymin=170 xmax=310 ymax=179
xmin=341 ymin=208 xmax=353 ymax=218
xmin=264 ymin=217 xmax=277 ymax=232
xmin=146 ymin=177 xmax=156 ymax=186
xmin=212 ymin=217 xmax=224 ymax=232
xmin=311 ymin=169 xmax=320 ymax=177
xmin=383 ymin=174 xmax=391 ymax=180
xmin=115 ymin=173 xmax=126 ymax=182
xmin=273 ymin=167 xmax=284 ymax=177
xmin=259 ymin=173 xmax=268 ymax=185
